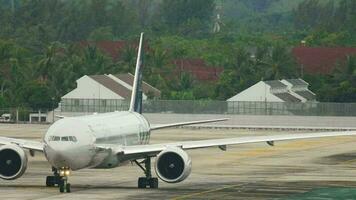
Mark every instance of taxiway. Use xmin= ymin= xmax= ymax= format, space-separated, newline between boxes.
xmin=1 ymin=124 xmax=356 ymax=199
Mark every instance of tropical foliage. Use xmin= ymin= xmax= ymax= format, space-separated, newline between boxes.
xmin=0 ymin=0 xmax=355 ymax=109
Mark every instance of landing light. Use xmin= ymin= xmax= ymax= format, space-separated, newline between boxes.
xmin=59 ymin=169 xmax=71 ymax=176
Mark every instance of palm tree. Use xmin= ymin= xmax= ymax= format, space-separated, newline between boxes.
xmin=256 ymin=45 xmax=297 ymax=80
xmin=119 ymin=43 xmax=137 ymax=73
xmin=37 ymin=43 xmax=61 ymax=82
xmin=82 ymin=45 xmax=109 ymax=75
xmin=331 ymin=55 xmax=356 ymax=102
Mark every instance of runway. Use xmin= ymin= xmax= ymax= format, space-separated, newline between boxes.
xmin=1 ymin=124 xmax=356 ymax=199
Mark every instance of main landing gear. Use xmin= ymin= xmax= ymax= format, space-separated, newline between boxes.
xmin=46 ymin=167 xmax=71 ymax=193
xmin=134 ymin=157 xmax=158 ymax=189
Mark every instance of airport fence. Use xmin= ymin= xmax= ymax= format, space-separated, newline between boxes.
xmin=0 ymin=100 xmax=354 ymax=124
xmin=58 ymin=99 xmax=356 ymax=117
xmin=0 ymin=107 xmax=52 ymax=124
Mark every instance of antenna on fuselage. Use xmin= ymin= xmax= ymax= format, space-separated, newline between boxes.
xmin=129 ymin=32 xmax=144 ymax=113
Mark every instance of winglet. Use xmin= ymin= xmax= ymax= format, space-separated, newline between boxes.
xmin=129 ymin=32 xmax=144 ymax=113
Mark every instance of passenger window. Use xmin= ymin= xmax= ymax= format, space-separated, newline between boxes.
xmin=61 ymin=137 xmax=69 ymax=141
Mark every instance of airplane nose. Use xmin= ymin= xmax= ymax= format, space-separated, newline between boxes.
xmin=52 ymin=149 xmax=73 ymax=167
xmin=45 ymin=143 xmax=77 ymax=168
xmin=45 ymin=142 xmax=94 ymax=170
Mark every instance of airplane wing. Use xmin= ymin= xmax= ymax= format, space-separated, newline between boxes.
xmin=150 ymin=118 xmax=228 ymax=130
xmin=104 ymin=131 xmax=356 ymax=157
xmin=0 ymin=136 xmax=44 ymax=152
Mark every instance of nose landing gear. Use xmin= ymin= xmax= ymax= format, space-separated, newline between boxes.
xmin=46 ymin=167 xmax=60 ymax=187
xmin=46 ymin=167 xmax=71 ymax=193
xmin=58 ymin=176 xmax=71 ymax=193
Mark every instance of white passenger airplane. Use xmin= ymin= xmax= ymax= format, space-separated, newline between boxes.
xmin=0 ymin=33 xmax=356 ymax=193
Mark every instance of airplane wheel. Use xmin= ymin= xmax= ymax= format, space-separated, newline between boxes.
xmin=149 ymin=178 xmax=158 ymax=189
xmin=46 ymin=176 xmax=55 ymax=187
xmin=59 ymin=179 xmax=65 ymax=193
xmin=59 ymin=184 xmax=64 ymax=193
xmin=138 ymin=177 xmax=147 ymax=188
xmin=66 ymin=183 xmax=71 ymax=193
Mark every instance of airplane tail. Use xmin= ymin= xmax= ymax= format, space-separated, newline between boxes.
xmin=129 ymin=32 xmax=144 ymax=113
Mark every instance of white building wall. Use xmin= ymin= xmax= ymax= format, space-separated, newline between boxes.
xmin=227 ymin=81 xmax=283 ymax=102
xmin=62 ymin=76 xmax=124 ymax=100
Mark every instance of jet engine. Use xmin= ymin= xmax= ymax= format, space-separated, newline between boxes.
xmin=0 ymin=144 xmax=28 ymax=180
xmin=155 ymin=147 xmax=191 ymax=183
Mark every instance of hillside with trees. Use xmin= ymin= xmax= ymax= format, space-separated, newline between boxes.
xmin=0 ymin=0 xmax=355 ymax=109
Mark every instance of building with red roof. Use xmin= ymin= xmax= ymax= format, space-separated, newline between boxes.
xmin=79 ymin=41 xmax=127 ymax=61
xmin=172 ymin=59 xmax=223 ymax=82
xmin=79 ymin=41 xmax=223 ymax=82
xmin=292 ymin=47 xmax=356 ymax=75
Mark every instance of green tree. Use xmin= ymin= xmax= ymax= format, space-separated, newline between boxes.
xmin=160 ymin=0 xmax=215 ymax=36
xmin=88 ymin=27 xmax=114 ymax=41
xmin=0 ymin=39 xmax=30 ymax=106
xmin=293 ymin=0 xmax=322 ymax=31
xmin=144 ymin=46 xmax=171 ymax=93
xmin=81 ymin=45 xmax=112 ymax=75
xmin=20 ymin=81 xmax=53 ymax=109
xmin=119 ymin=43 xmax=138 ymax=73
xmin=37 ymin=42 xmax=62 ymax=81
xmin=256 ymin=44 xmax=297 ymax=80
xmin=329 ymin=56 xmax=356 ymax=102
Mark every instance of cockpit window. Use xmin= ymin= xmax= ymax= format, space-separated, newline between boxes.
xmin=69 ymin=136 xmax=77 ymax=142
xmin=49 ymin=136 xmax=77 ymax=142
xmin=49 ymin=136 xmax=60 ymax=141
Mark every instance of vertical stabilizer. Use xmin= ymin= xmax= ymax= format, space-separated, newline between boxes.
xmin=129 ymin=33 xmax=144 ymax=113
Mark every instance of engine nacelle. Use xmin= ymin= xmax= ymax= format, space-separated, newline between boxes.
xmin=0 ymin=145 xmax=28 ymax=180
xmin=155 ymin=147 xmax=191 ymax=183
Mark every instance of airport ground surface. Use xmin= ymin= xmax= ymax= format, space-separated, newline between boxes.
xmin=1 ymin=124 xmax=356 ymax=199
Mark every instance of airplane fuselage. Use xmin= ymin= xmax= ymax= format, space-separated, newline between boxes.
xmin=43 ymin=111 xmax=150 ymax=170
